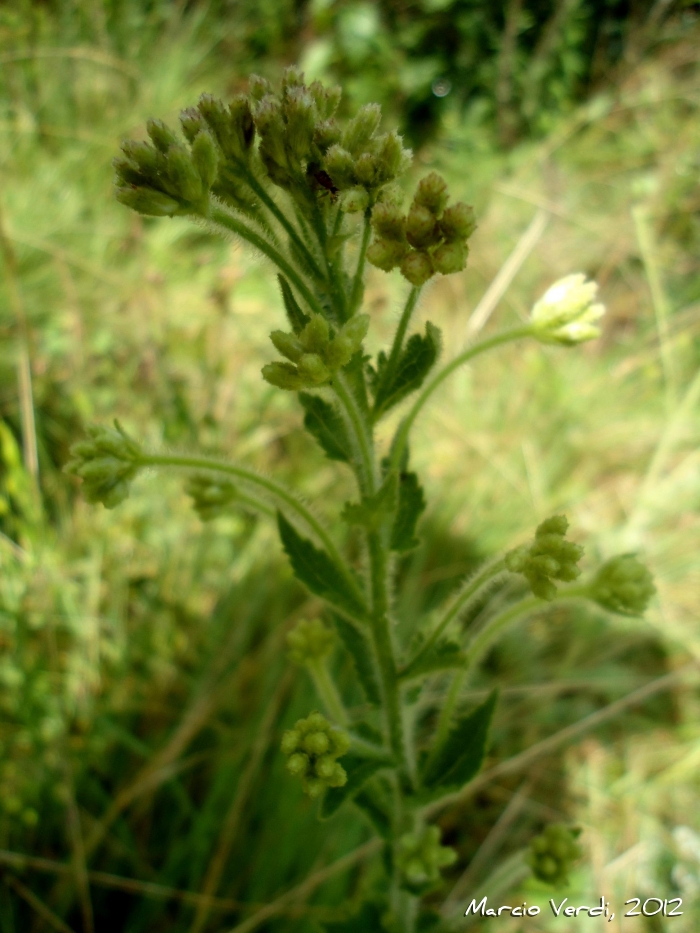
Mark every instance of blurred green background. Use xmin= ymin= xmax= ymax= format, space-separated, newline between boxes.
xmin=0 ymin=1 xmax=699 ymax=930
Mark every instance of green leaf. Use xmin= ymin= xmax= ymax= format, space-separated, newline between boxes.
xmin=341 ymin=472 xmax=398 ymax=530
xmin=400 ymin=639 xmax=467 ymax=681
xmin=278 ymin=273 xmax=309 ymax=333
xmin=391 ymin=471 xmax=426 ymax=552
xmin=323 ymin=903 xmax=385 ymax=932
xmin=421 ymin=689 xmax=497 ymax=790
xmin=299 ymin=393 xmax=352 ymax=463
xmin=332 ymin=615 xmax=381 ymax=705
xmin=320 ymin=755 xmax=388 ymax=819
xmin=372 ymin=322 xmax=442 ymax=419
xmin=354 ymin=788 xmax=392 ymax=839
xmin=277 ymin=513 xmax=366 ymax=617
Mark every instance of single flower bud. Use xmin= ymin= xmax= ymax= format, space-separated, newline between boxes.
xmin=506 ymin=515 xmax=584 ymax=601
xmin=114 ymin=184 xmax=181 ymax=217
xmin=314 ymin=119 xmax=342 ymax=152
xmin=371 ymin=202 xmax=406 ymax=241
xmin=146 ymin=118 xmax=178 ymax=153
xmin=284 ymin=86 xmax=317 ymax=161
xmin=185 ymin=473 xmax=237 ymax=521
xmin=299 ymin=315 xmax=330 ymax=354
xmin=326 ymin=314 xmax=370 ymax=368
xmin=531 ymin=273 xmax=605 ymax=346
xmin=191 ymin=130 xmax=218 ymax=189
xmin=270 ymin=330 xmax=305 ymax=362
xmin=324 ymin=145 xmax=356 ymax=189
xmin=374 ymin=131 xmax=412 ymax=182
xmin=432 ymin=240 xmax=467 ymax=275
xmin=440 ymin=202 xmax=476 ymax=241
xmin=341 ymin=103 xmax=382 ymax=156
xmin=589 ymin=554 xmax=655 ymax=616
xmin=120 ymin=140 xmax=163 ymax=179
xmin=338 ymin=187 xmax=369 ymax=214
xmin=261 ymin=361 xmax=306 ymax=391
xmin=298 ymin=353 xmax=331 ymax=385
xmin=412 ymin=172 xmax=448 ymax=215
xmin=281 ymin=711 xmax=349 ymax=797
xmin=65 ymin=421 xmax=142 ymax=509
xmin=309 ymin=81 xmax=342 ymax=120
xmin=281 ymin=64 xmax=304 ymax=92
xmin=400 ymin=249 xmax=434 ymax=286
xmin=248 ymin=74 xmax=271 ymax=101
xmin=164 ymin=144 xmax=203 ymax=203
xmin=112 ymin=157 xmax=146 ymax=188
xmin=353 ymin=152 xmax=377 ymax=187
xmin=405 ymin=204 xmax=440 ymax=248
xmin=179 ymin=107 xmax=206 ymax=143
xmin=228 ymin=95 xmax=256 ymax=155
xmin=366 ymin=238 xmax=408 ymax=272
xmin=286 ymin=618 xmax=334 ymax=665
xmin=396 ymin=825 xmax=457 ymax=893
xmin=527 ymin=824 xmax=582 ymax=886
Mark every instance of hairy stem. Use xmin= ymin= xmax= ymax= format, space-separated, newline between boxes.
xmin=371 ymin=286 xmax=420 ymax=420
xmin=332 ymin=371 xmax=376 ymax=494
xmin=349 ymin=213 xmax=372 ymax=316
xmin=307 ymin=658 xmax=348 ymax=727
xmin=389 ymin=325 xmax=534 ymax=471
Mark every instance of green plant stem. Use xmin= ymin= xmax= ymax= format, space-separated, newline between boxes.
xmin=389 ymin=325 xmax=534 ymax=471
xmin=307 ymin=658 xmax=348 ymax=727
xmin=233 ymin=492 xmax=276 ymax=518
xmin=424 ymin=670 xmax=466 ymax=777
xmin=371 ymin=286 xmax=420 ymax=421
xmin=332 ymin=372 xmax=375 ymax=493
xmin=349 ymin=213 xmax=372 ymax=315
xmin=401 ymin=557 xmax=506 ymax=677
xmin=208 ymin=204 xmax=325 ymax=318
xmin=138 ymin=452 xmax=364 ymax=608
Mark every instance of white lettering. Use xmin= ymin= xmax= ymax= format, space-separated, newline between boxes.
xmin=464 ymin=897 xmax=487 ymax=917
xmin=527 ymin=906 xmax=541 ymax=917
xmin=590 ymin=896 xmax=605 ymax=917
xmin=497 ymin=906 xmax=512 ymax=916
xmin=564 ymin=906 xmax=576 ymax=917
xmin=550 ymin=898 xmax=568 ymax=917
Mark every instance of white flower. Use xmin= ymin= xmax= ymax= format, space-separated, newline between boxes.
xmin=531 ymin=273 xmax=605 ymax=345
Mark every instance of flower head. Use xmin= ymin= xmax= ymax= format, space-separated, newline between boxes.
xmin=531 ymin=273 xmax=605 ymax=345
xmin=590 ymin=554 xmax=655 ymax=616
xmin=64 ymin=421 xmax=142 ymax=509
xmin=281 ymin=711 xmax=350 ymax=798
xmin=527 ymin=824 xmax=582 ymax=886
xmin=396 ymin=825 xmax=457 ymax=893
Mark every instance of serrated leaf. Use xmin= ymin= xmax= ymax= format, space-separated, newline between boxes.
xmin=372 ymin=322 xmax=442 ymax=419
xmin=354 ymin=788 xmax=392 ymax=839
xmin=320 ymin=755 xmax=388 ymax=819
xmin=421 ymin=689 xmax=497 ymax=790
xmin=277 ymin=513 xmax=366 ymax=617
xmin=332 ymin=614 xmax=381 ymax=705
xmin=323 ymin=903 xmax=385 ymax=933
xmin=341 ymin=472 xmax=398 ymax=530
xmin=299 ymin=393 xmax=352 ymax=463
xmin=400 ymin=639 xmax=467 ymax=681
xmin=278 ymin=274 xmax=309 ymax=333
xmin=391 ymin=471 xmax=426 ymax=552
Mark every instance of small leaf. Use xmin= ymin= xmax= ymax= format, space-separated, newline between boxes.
xmin=341 ymin=472 xmax=398 ymax=530
xmin=372 ymin=322 xmax=442 ymax=419
xmin=400 ymin=639 xmax=467 ymax=681
xmin=421 ymin=689 xmax=497 ymax=790
xmin=278 ymin=274 xmax=309 ymax=333
xmin=323 ymin=903 xmax=385 ymax=933
xmin=354 ymin=788 xmax=392 ymax=839
xmin=299 ymin=393 xmax=352 ymax=463
xmin=277 ymin=513 xmax=366 ymax=617
xmin=332 ymin=614 xmax=381 ymax=705
xmin=391 ymin=471 xmax=426 ymax=552
xmin=320 ymin=754 xmax=388 ymax=819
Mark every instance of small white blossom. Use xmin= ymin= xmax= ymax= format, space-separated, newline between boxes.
xmin=531 ymin=273 xmax=605 ymax=345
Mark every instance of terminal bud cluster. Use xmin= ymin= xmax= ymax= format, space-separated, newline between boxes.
xmin=506 ymin=516 xmax=584 ymax=601
xmin=280 ymin=711 xmax=349 ymax=798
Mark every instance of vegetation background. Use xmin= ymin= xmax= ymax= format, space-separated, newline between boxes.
xmin=0 ymin=0 xmax=699 ymax=930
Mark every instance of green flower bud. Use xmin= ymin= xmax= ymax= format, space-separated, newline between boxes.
xmin=114 ymin=185 xmax=181 ymax=217
xmin=432 ymin=241 xmax=467 ymax=275
xmin=371 ymin=203 xmax=406 ymax=241
xmin=120 ymin=140 xmax=163 ymax=179
xmin=527 ymin=824 xmax=582 ymax=886
xmin=338 ymin=187 xmax=369 ymax=214
xmin=185 ymin=473 xmax=237 ymax=521
xmin=400 ymin=249 xmax=434 ymax=286
xmin=261 ymin=361 xmax=306 ymax=391
xmin=179 ymin=107 xmax=206 ymax=143
xmin=297 ymin=353 xmax=331 ymax=385
xmin=309 ymin=80 xmax=342 ymax=120
xmin=299 ymin=315 xmax=330 ymax=354
xmin=286 ymin=618 xmax=334 ymax=665
xmin=281 ymin=65 xmax=304 ymax=93
xmin=65 ymin=421 xmax=142 ymax=509
xmin=406 ymin=204 xmax=439 ymax=249
xmin=270 ymin=330 xmax=305 ymax=363
xmin=367 ymin=238 xmax=408 ymax=272
xmin=191 ymin=130 xmax=218 ymax=189
xmin=284 ymin=86 xmax=316 ymax=161
xmin=413 ymin=172 xmax=448 ymax=215
xmin=324 ymin=145 xmax=356 ymax=189
xmin=354 ymin=152 xmax=377 ymax=187
xmin=440 ymin=202 xmax=476 ymax=241
xmin=325 ymin=314 xmax=370 ymax=368
xmin=590 ymin=554 xmax=655 ymax=616
xmin=506 ymin=515 xmax=584 ymax=601
xmin=146 ymin=118 xmax=178 ymax=153
xmin=531 ymin=274 xmax=605 ymax=346
xmin=248 ymin=74 xmax=271 ymax=101
xmin=314 ymin=119 xmax=342 ymax=153
xmin=341 ymin=103 xmax=382 ymax=156
xmin=112 ymin=156 xmax=147 ymax=188
xmin=228 ymin=95 xmax=256 ymax=155
xmin=281 ymin=711 xmax=349 ymax=797
xmin=374 ymin=131 xmax=412 ymax=182
xmin=164 ymin=144 xmax=203 ymax=203
xmin=396 ymin=825 xmax=457 ymax=894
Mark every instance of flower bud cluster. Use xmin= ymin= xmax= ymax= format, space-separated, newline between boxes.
xmin=589 ymin=554 xmax=655 ymax=616
xmin=396 ymin=825 xmax=457 ymax=893
xmin=286 ymin=618 xmax=334 ymax=665
xmin=65 ymin=422 xmax=142 ymax=509
xmin=366 ymin=172 xmax=476 ymax=285
xmin=530 ymin=274 xmax=605 ymax=345
xmin=527 ymin=824 xmax=582 ymax=886
xmin=185 ymin=473 xmax=237 ymax=521
xmin=280 ymin=711 xmax=350 ymax=798
xmin=262 ymin=313 xmax=369 ymax=391
xmin=113 ymin=115 xmax=220 ymax=217
xmin=506 ymin=515 xmax=583 ymax=601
